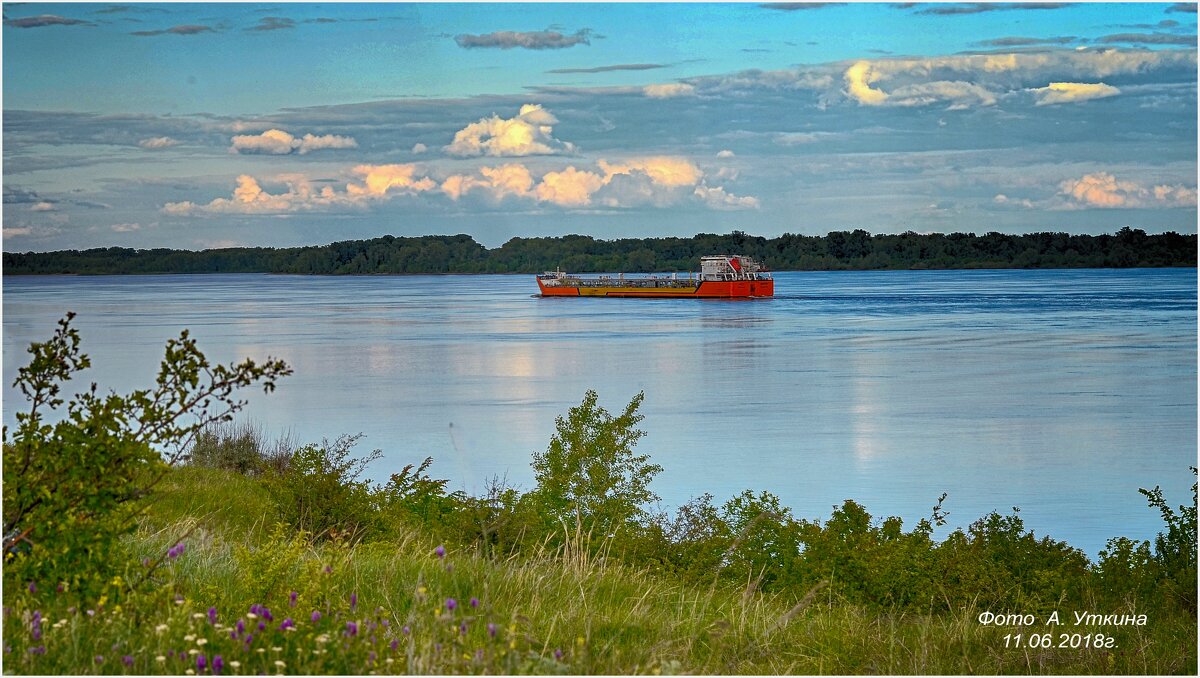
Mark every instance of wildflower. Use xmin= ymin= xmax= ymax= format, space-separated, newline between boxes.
xmin=554 ymin=648 xmax=563 ymax=661
xmin=168 ymin=542 xmax=186 ymax=559
xmin=156 ymin=655 xmax=166 ymax=663
xmin=212 ymin=655 xmax=224 ymax=675
xmin=243 ymin=633 xmax=253 ymax=647
xmin=143 ymin=558 xmax=152 ymax=567
xmin=184 ymin=635 xmax=196 ymax=642
xmin=188 ymin=649 xmax=199 ymax=656
xmin=350 ymin=592 xmax=358 ymax=610
xmin=469 ymin=597 xmax=479 ymax=608
xmin=246 ymin=612 xmax=258 ymax=620
xmin=445 ymin=598 xmax=457 ymax=611
xmin=174 ymin=595 xmax=184 ymax=605
xmin=186 ymin=670 xmax=195 ymax=675
xmin=488 ymin=623 xmax=497 ymax=638
xmin=229 ymin=630 xmax=237 ymax=641
xmin=235 ymin=619 xmax=245 ymax=636
xmin=323 ymin=565 xmax=332 ymax=574
xmin=434 ymin=545 xmax=445 ymax=559
xmin=27 ymin=582 xmax=36 ymax=594
xmin=475 ymin=649 xmax=485 ymax=662
xmin=390 ymin=639 xmax=399 ymax=651
xmin=271 ymin=646 xmax=282 ymax=652
xmin=56 ymin=583 xmax=65 ymax=593
xmin=459 ymin=622 xmax=468 ymax=635
xmin=369 ymin=651 xmax=376 ymax=664
xmin=289 ymin=591 xmax=298 ymax=608
xmin=95 ymin=655 xmax=104 ymax=664
xmin=123 ymin=655 xmax=134 ymax=667
xmin=262 ymin=607 xmax=273 ymax=622
xmin=30 ymin=645 xmax=47 ymax=655
xmin=386 ymin=658 xmax=394 ymax=665
xmin=345 ymin=621 xmax=358 ymax=637
xmin=279 ymin=618 xmax=295 ymax=631
xmin=257 ymin=621 xmax=266 ymax=632
xmin=310 ymin=610 xmax=321 ymax=623
xmin=402 ymin=625 xmax=410 ymax=635
xmin=197 ymin=638 xmax=208 ymax=646
xmin=197 ymin=654 xmax=207 ymax=672
xmin=274 ymin=660 xmax=285 ymax=668
xmin=315 ymin=634 xmax=330 ymax=644
xmin=208 ymin=607 xmax=218 ymax=625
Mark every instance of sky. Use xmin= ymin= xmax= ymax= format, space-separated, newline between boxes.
xmin=2 ymin=2 xmax=1197 ymax=252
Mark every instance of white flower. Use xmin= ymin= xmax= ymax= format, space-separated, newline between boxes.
xmin=196 ymin=638 xmax=208 ymax=646
xmin=156 ymin=656 xmax=166 ymax=663
xmin=155 ymin=624 xmax=169 ymax=634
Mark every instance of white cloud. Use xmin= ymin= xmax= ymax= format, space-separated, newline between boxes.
xmin=1032 ymin=82 xmax=1121 ymax=106
xmin=993 ymin=193 xmax=1035 ymax=208
xmin=230 ymin=129 xmax=358 ymax=155
xmin=445 ymin=104 xmax=575 ymax=158
xmin=110 ymin=223 xmax=141 ymax=232
xmin=535 ymin=166 xmax=605 ymax=207
xmin=840 ymin=49 xmax=1193 ymax=108
xmin=164 ymin=164 xmax=436 ymax=215
xmin=30 ymin=202 xmax=55 ymax=212
xmin=716 ymin=149 xmax=735 ymax=158
xmin=1059 ymin=172 xmax=1197 ymax=208
xmin=164 ymin=156 xmax=756 ymax=214
xmin=693 ymin=184 xmax=760 ymax=210
xmin=3 ymin=227 xmax=33 ymax=237
xmin=643 ymin=83 xmax=696 ymax=98
xmin=411 ymin=143 xmax=428 ymax=154
xmin=139 ymin=136 xmax=180 ymax=149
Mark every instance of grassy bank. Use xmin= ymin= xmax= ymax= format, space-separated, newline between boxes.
xmin=3 ymin=465 xmax=1195 ymax=675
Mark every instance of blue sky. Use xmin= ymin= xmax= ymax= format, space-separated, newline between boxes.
xmin=3 ymin=2 xmax=1196 ymax=251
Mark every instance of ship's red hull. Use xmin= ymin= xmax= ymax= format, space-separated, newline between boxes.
xmin=537 ymin=278 xmax=773 ymax=298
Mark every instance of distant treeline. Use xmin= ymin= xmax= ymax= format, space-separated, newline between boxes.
xmin=3 ymin=227 xmax=1195 ymax=275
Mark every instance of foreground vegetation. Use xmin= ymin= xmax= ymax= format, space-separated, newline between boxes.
xmin=3 ymin=317 xmax=1197 ymax=674
xmin=3 ymin=227 xmax=1195 ymax=275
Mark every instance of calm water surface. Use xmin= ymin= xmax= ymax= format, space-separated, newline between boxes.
xmin=3 ymin=269 xmax=1195 ymax=555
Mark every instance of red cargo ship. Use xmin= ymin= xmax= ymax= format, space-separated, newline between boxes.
xmin=536 ymin=254 xmax=774 ymax=298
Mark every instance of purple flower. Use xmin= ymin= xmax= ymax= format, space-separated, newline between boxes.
xmin=122 ymin=655 xmax=134 ymax=667
xmin=369 ymin=651 xmax=376 ymax=664
xmin=445 ymin=598 xmax=457 ymax=611
xmin=434 ymin=545 xmax=446 ymax=559
xmin=289 ymin=591 xmax=298 ymax=608
xmin=207 ymin=607 xmax=218 ymax=625
xmin=56 ymin=583 xmax=64 ymax=593
xmin=27 ymin=582 xmax=35 ymax=594
xmin=554 ymin=648 xmax=563 ymax=660
xmin=488 ymin=623 xmax=497 ymax=638
xmin=229 ymin=630 xmax=237 ymax=641
xmin=459 ymin=621 xmax=468 ymax=635
xmin=262 ymin=607 xmax=273 ymax=622
xmin=345 ymin=621 xmax=358 ymax=637
xmin=390 ymin=639 xmax=399 ymax=651
xmin=310 ymin=610 xmax=321 ymax=623
xmin=257 ymin=621 xmax=265 ymax=632
xmin=279 ymin=618 xmax=294 ymax=631
xmin=30 ymin=645 xmax=46 ymax=655
xmin=167 ymin=542 xmax=186 ymax=559
xmin=402 ymin=625 xmax=410 ymax=635
xmin=235 ymin=619 xmax=245 ymax=636
xmin=323 ymin=565 xmax=332 ymax=574
xmin=143 ymin=558 xmax=151 ymax=567
xmin=469 ymin=597 xmax=479 ymax=608
xmin=95 ymin=655 xmax=104 ymax=664
xmin=243 ymin=634 xmax=253 ymax=647
xmin=212 ymin=655 xmax=224 ymax=675
xmin=350 ymin=593 xmax=358 ymax=610
xmin=196 ymin=654 xmax=206 ymax=672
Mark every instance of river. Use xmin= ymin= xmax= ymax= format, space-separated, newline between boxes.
xmin=3 ymin=268 xmax=1195 ymax=556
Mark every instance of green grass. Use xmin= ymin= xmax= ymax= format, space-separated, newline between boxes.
xmin=3 ymin=467 xmax=1196 ymax=675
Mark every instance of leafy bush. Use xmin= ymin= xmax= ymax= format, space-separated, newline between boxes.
xmin=262 ymin=434 xmax=387 ymax=541
xmin=2 ymin=314 xmax=290 ymax=602
xmin=530 ymin=390 xmax=662 ymax=539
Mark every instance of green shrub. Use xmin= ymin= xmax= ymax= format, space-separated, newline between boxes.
xmin=2 ymin=314 xmax=289 ymax=603
xmin=262 ymin=434 xmax=386 ymax=541
xmin=530 ymin=390 xmax=662 ymax=540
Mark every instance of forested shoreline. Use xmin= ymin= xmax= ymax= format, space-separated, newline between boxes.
xmin=3 ymin=227 xmax=1195 ymax=275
